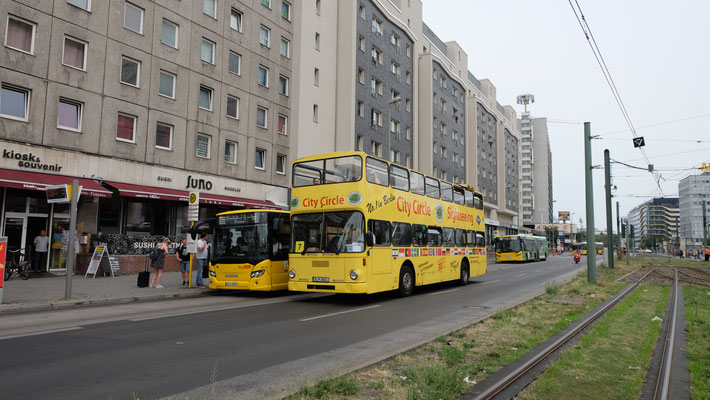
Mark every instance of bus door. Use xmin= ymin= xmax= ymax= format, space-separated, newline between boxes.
xmin=368 ymin=220 xmax=392 ymax=276
xmin=269 ymin=213 xmax=291 ymax=290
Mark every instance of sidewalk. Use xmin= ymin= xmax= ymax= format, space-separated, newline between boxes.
xmin=0 ymin=271 xmax=212 ymax=314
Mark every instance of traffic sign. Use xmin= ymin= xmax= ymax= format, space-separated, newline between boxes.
xmin=189 ymin=191 xmax=199 ymax=205
xmin=187 ymin=191 xmax=200 ymax=222
xmin=632 ymin=137 xmax=645 ymax=148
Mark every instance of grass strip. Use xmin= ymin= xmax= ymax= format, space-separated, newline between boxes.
xmin=518 ymin=285 xmax=668 ymax=400
xmin=684 ymin=286 xmax=710 ymax=400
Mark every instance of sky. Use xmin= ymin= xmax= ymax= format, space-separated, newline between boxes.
xmin=423 ymin=0 xmax=710 ymax=231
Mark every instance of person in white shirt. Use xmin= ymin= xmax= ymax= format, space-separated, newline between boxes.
xmin=195 ymin=233 xmax=209 ymax=288
xmin=33 ymin=230 xmax=49 ymax=272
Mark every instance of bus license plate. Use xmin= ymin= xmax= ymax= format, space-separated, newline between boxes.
xmin=225 ymin=282 xmax=238 ymax=287
xmin=312 ymin=277 xmax=329 ymax=283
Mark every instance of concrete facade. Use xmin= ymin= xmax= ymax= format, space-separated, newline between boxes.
xmin=518 ymin=113 xmax=552 ymax=226
xmin=627 ymin=197 xmax=679 ymax=250
xmin=678 ymin=173 xmax=710 ymax=250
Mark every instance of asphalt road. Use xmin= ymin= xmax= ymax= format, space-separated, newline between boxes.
xmin=0 ymin=255 xmax=585 ymax=399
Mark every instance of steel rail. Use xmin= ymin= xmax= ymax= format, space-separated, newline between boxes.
xmin=472 ymin=268 xmax=654 ymax=400
xmin=653 ymin=268 xmax=678 ymax=400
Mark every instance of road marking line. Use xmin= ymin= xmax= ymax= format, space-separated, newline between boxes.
xmin=514 ymin=273 xmax=527 ymax=277
xmin=535 ymin=270 xmax=543 ymax=272
xmin=548 ymin=267 xmax=556 ymax=270
xmin=0 ymin=326 xmax=83 ymax=341
xmin=129 ymin=296 xmax=313 ymax=322
xmin=300 ymin=305 xmax=381 ymax=322
xmin=481 ymin=279 xmax=501 ymax=285
xmin=427 ymin=288 xmax=460 ymax=296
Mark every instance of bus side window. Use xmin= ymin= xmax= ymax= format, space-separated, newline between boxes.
xmin=442 ymin=227 xmax=456 ymax=247
xmin=427 ymin=226 xmax=442 ymax=247
xmin=410 ymin=172 xmax=425 ymax=195
xmin=440 ymin=182 xmax=453 ymax=202
xmin=412 ymin=224 xmax=427 ymax=247
xmin=425 ymin=177 xmax=440 ymax=198
xmin=476 ymin=231 xmax=485 ymax=247
xmin=389 ymin=165 xmax=409 ymax=191
xmin=455 ymin=229 xmax=466 ymax=247
xmin=466 ymin=230 xmax=475 ymax=247
xmin=464 ymin=189 xmax=474 ymax=208
xmin=368 ymin=219 xmax=391 ymax=246
xmin=453 ymin=187 xmax=465 ymax=205
xmin=391 ymin=222 xmax=412 ymax=247
xmin=366 ymin=157 xmax=389 ymax=186
xmin=474 ymin=194 xmax=483 ymax=210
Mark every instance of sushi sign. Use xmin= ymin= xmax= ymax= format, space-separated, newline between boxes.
xmin=702 ymin=163 xmax=710 ymax=172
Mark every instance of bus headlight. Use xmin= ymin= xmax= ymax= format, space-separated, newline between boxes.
xmin=349 ymin=270 xmax=359 ymax=280
xmin=288 ymin=269 xmax=296 ymax=279
xmin=250 ymin=270 xmax=265 ymax=278
xmin=209 ymin=270 xmax=216 ymax=277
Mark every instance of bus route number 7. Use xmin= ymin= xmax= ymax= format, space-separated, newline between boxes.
xmin=295 ymin=241 xmax=305 ymax=253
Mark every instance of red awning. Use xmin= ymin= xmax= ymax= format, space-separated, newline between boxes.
xmin=104 ymin=181 xmax=189 ymax=202
xmin=0 ymin=169 xmax=112 ymax=197
xmin=200 ymin=193 xmax=281 ymax=210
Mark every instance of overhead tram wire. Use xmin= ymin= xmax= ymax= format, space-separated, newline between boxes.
xmin=568 ymin=0 xmax=664 ymax=194
xmin=596 ymin=112 xmax=710 ymax=137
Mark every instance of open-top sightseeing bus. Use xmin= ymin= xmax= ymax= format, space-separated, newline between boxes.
xmin=494 ymin=234 xmax=548 ymax=262
xmin=578 ymin=241 xmax=603 ymax=256
xmin=287 ymin=151 xmax=486 ymax=296
xmin=200 ymin=210 xmax=290 ymax=291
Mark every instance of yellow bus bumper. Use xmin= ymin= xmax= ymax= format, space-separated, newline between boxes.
xmin=288 ymin=280 xmax=369 ymax=294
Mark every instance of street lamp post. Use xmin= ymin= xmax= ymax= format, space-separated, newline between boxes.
xmin=387 ymin=96 xmax=402 ymax=162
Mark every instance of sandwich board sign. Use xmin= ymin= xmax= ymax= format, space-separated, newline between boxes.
xmin=85 ymin=246 xmax=114 ymax=278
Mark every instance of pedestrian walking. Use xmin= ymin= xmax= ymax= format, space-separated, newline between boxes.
xmin=33 ymin=229 xmax=49 ymax=272
xmin=149 ymin=238 xmax=170 ymax=288
xmin=195 ymin=233 xmax=209 ymax=288
xmin=176 ymin=238 xmax=191 ymax=286
xmin=705 ymin=246 xmax=710 ymax=262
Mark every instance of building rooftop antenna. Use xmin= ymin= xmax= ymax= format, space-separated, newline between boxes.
xmin=516 ymin=94 xmax=535 ymax=113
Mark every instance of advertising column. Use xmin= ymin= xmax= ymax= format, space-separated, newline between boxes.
xmin=0 ymin=237 xmax=7 ymax=303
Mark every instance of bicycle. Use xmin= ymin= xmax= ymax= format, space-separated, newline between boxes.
xmin=4 ymin=249 xmax=31 ymax=281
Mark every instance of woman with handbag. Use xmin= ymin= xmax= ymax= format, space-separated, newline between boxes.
xmin=150 ymin=238 xmax=170 ymax=288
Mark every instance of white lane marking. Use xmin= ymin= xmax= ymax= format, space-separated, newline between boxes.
xmin=0 ymin=326 xmax=83 ymax=341
xmin=427 ymin=288 xmax=460 ymax=296
xmin=300 ymin=305 xmax=381 ymax=322
xmin=514 ymin=273 xmax=527 ymax=278
xmin=535 ymin=269 xmax=543 ymax=273
xmin=129 ymin=297 xmax=309 ymax=322
xmin=548 ymin=267 xmax=556 ymax=270
xmin=481 ymin=279 xmax=501 ymax=285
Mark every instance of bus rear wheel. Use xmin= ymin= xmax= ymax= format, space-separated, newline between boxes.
xmin=459 ymin=260 xmax=470 ymax=286
xmin=398 ymin=265 xmax=414 ymax=297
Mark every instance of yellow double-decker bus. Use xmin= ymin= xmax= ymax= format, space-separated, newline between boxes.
xmin=203 ymin=210 xmax=291 ymax=291
xmin=287 ymin=151 xmax=486 ymax=296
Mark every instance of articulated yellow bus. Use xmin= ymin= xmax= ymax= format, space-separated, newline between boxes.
xmin=578 ymin=242 xmax=604 ymax=256
xmin=287 ymin=151 xmax=486 ymax=296
xmin=494 ymin=234 xmax=548 ymax=262
xmin=206 ymin=210 xmax=291 ymax=291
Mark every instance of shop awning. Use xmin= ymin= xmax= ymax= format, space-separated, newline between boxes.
xmin=104 ymin=181 xmax=189 ymax=202
xmin=199 ymin=193 xmax=281 ymax=210
xmin=0 ymin=169 xmax=112 ymax=197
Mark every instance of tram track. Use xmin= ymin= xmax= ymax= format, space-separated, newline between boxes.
xmin=465 ymin=264 xmax=689 ymax=400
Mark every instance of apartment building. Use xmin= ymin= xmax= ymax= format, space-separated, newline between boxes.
xmin=0 ymin=0 xmax=292 ymax=268
xmin=626 ymin=197 xmax=679 ymax=250
xmin=518 ymin=113 xmax=552 ymax=227
xmin=294 ymin=0 xmax=522 ymax=243
xmin=678 ymin=173 xmax=710 ymax=251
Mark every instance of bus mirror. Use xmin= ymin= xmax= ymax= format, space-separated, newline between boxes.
xmin=365 ymin=232 xmax=375 ymax=247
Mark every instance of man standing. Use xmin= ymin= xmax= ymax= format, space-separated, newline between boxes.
xmin=33 ymin=229 xmax=49 ymax=272
xmin=176 ymin=238 xmax=191 ymax=286
xmin=705 ymin=246 xmax=710 ymax=262
xmin=195 ymin=233 xmax=209 ymax=288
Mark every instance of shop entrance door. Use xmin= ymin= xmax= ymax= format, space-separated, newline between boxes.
xmin=49 ymin=215 xmax=70 ymax=270
xmin=2 ymin=216 xmax=48 ymax=268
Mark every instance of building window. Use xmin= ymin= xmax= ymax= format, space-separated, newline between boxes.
xmin=62 ymin=36 xmax=86 ymax=70
xmin=390 ymin=33 xmax=400 ymax=50
xmin=357 ymin=68 xmax=365 ymax=85
xmin=359 ymin=3 xmax=365 ymax=19
xmin=230 ymin=8 xmax=242 ymax=31
xmin=198 ymin=85 xmax=213 ymax=111
xmin=57 ymin=98 xmax=82 ymax=131
xmin=358 ymin=35 xmax=365 ymax=52
xmin=257 ymin=65 xmax=269 ymax=87
xmin=0 ymin=84 xmax=30 ymax=121
xmin=261 ymin=0 xmax=271 ymax=9
xmin=203 ymin=0 xmax=216 ymax=18
xmin=315 ymin=32 xmax=320 ymax=50
xmin=161 ymin=19 xmax=178 ymax=48
xmin=201 ymin=38 xmax=215 ymax=64
xmin=357 ymin=101 xmax=364 ymax=117
xmin=406 ymin=71 xmax=411 ymax=85
xmin=356 ymin=136 xmax=363 ymax=151
xmin=255 ymin=148 xmax=266 ymax=170
xmin=116 ymin=113 xmax=136 ymax=143
xmin=406 ymin=98 xmax=411 ymax=112
xmin=371 ymin=46 xmax=382 ymax=64
xmin=391 ymin=61 xmax=401 ymax=79
xmin=405 ymin=155 xmax=411 ymax=168
xmin=371 ymin=141 xmax=381 ymax=157
xmin=371 ymin=17 xmax=383 ymax=35
xmin=196 ymin=133 xmax=211 ymax=158
xmin=280 ymin=37 xmax=290 ymax=58
xmin=316 ymin=0 xmax=321 ymax=15
xmin=67 ymin=0 xmax=90 ymax=12
xmin=406 ymin=43 xmax=411 ymax=57
xmin=158 ymin=70 xmax=175 ymax=98
xmin=278 ymin=114 xmax=287 ymax=135
xmin=228 ymin=51 xmax=241 ymax=74
xmin=123 ymin=2 xmax=144 ymax=34
xmin=370 ymin=109 xmax=382 ymax=128
xmin=391 ymin=150 xmax=399 ymax=164
xmin=155 ymin=123 xmax=172 ymax=150
xmin=278 ymin=75 xmax=288 ymax=96
xmin=120 ymin=56 xmax=140 ymax=87
xmin=390 ymin=120 xmax=400 ymax=138
xmin=370 ymin=78 xmax=382 ymax=96
xmin=256 ymin=106 xmax=267 ymax=128
xmin=281 ymin=1 xmax=291 ymax=20
xmin=406 ymin=126 xmax=411 ymax=140
xmin=225 ymin=141 xmax=237 ymax=164
xmin=259 ymin=25 xmax=271 ymax=47
xmin=226 ymin=95 xmax=239 ymax=119
xmin=5 ymin=16 xmax=36 ymax=54
xmin=313 ymin=104 xmax=318 ymax=122
xmin=276 ymin=153 xmax=286 ymax=174
xmin=314 ymin=68 xmax=319 ymax=86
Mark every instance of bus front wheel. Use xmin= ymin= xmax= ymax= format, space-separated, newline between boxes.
xmin=459 ymin=260 xmax=470 ymax=286
xmin=398 ymin=265 xmax=414 ymax=297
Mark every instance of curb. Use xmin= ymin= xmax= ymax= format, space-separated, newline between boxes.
xmin=0 ymin=289 xmax=212 ymax=314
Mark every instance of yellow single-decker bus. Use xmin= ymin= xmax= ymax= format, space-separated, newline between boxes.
xmin=288 ymin=151 xmax=486 ymax=296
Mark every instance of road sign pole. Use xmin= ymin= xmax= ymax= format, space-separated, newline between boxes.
xmin=65 ymin=179 xmax=79 ymax=299
xmin=604 ymin=149 xmax=614 ymax=269
xmin=187 ymin=192 xmax=200 ymax=288
xmin=584 ymin=122 xmax=597 ymax=283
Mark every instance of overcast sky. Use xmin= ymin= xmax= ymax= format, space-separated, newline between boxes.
xmin=423 ymin=0 xmax=710 ymax=231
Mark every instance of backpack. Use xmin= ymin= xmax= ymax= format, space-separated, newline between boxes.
xmin=149 ymin=246 xmax=161 ymax=261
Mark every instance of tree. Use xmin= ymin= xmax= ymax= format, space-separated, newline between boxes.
xmin=544 ymin=226 xmax=559 ymax=246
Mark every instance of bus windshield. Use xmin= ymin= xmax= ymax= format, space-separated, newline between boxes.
xmin=292 ymin=211 xmax=366 ymax=253
xmin=496 ymin=237 xmax=521 ymax=252
xmin=213 ymin=212 xmax=270 ymax=265
xmin=293 ymin=155 xmax=362 ymax=187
